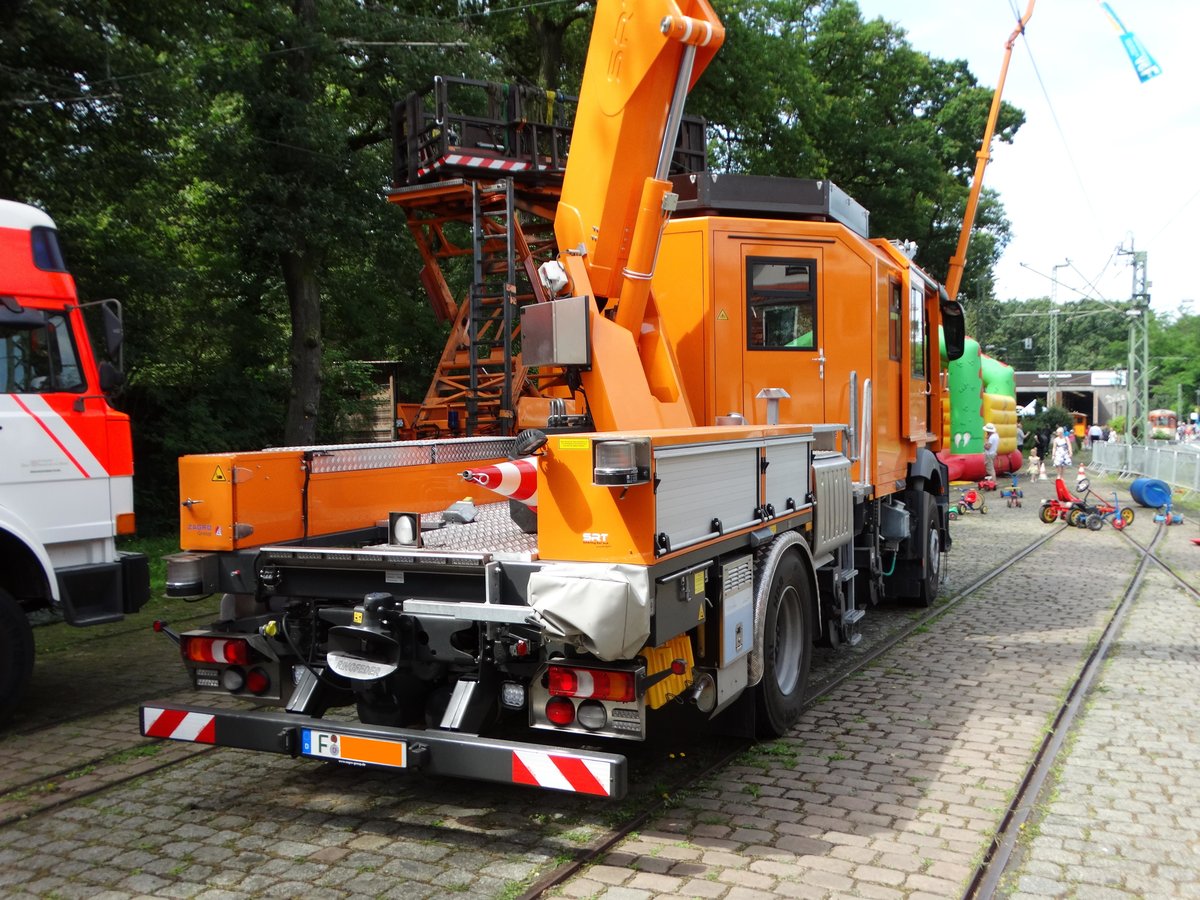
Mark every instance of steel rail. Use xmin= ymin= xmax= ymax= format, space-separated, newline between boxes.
xmin=521 ymin=524 xmax=1070 ymax=899
xmin=962 ymin=522 xmax=1166 ymax=899
xmin=0 ymin=522 xmax=1075 ymax=875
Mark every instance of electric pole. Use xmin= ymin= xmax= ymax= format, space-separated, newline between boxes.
xmin=1049 ymin=261 xmax=1069 ymax=407
xmin=1118 ymin=242 xmax=1150 ymax=446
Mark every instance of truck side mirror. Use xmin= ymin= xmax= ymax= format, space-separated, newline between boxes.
xmin=101 ymin=300 xmax=124 ymax=359
xmin=940 ymin=291 xmax=965 ymax=361
xmin=99 ymin=360 xmax=125 ymax=393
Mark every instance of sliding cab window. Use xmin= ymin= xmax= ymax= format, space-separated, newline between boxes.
xmin=747 ymin=257 xmax=816 ymax=350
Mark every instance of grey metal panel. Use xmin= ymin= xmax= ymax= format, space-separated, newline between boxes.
xmin=650 ymin=563 xmax=708 ymax=646
xmin=520 ymin=295 xmax=591 ymax=367
xmin=292 ymin=437 xmax=515 ymax=473
xmin=811 ymin=451 xmax=854 ymax=557
xmin=670 ymin=173 xmax=869 ymax=237
xmin=719 ymin=555 xmax=754 ymax=666
xmin=764 ymin=439 xmax=811 ymax=514
xmin=655 ymin=446 xmax=759 ymax=547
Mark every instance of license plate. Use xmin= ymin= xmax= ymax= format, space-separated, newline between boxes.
xmin=301 ymin=729 xmax=406 ymax=768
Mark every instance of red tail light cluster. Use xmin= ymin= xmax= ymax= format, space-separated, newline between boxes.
xmin=183 ymin=636 xmax=249 ymax=666
xmin=547 ymin=665 xmax=635 ymax=702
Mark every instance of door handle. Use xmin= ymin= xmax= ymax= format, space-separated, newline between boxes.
xmin=814 ymin=347 xmax=825 ymax=379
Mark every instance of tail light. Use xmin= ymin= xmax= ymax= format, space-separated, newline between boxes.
xmin=245 ymin=667 xmax=271 ymax=695
xmin=547 ymin=665 xmax=635 ymax=702
xmin=545 ymin=696 xmax=575 ymax=726
xmin=183 ymin=636 xmax=249 ymax=666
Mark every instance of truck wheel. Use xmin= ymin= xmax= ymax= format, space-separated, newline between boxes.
xmin=915 ymin=493 xmax=942 ymax=608
xmin=0 ymin=588 xmax=35 ymax=722
xmin=754 ymin=550 xmax=813 ymax=738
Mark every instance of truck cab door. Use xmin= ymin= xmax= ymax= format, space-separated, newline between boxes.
xmin=715 ymin=243 xmax=824 ymax=426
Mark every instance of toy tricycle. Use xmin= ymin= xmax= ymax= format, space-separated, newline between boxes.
xmin=1074 ymin=479 xmax=1135 ymax=530
xmin=950 ymin=486 xmax=987 ymax=519
xmin=1039 ymin=478 xmax=1082 ymax=524
xmin=1001 ymin=474 xmax=1023 ymax=508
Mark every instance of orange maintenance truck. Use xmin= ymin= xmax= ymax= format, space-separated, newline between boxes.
xmin=145 ymin=0 xmax=964 ymax=798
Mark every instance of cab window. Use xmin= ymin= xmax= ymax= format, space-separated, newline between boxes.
xmin=747 ymin=257 xmax=816 ymax=350
xmin=909 ymin=284 xmax=925 ymax=379
xmin=0 ymin=311 xmax=85 ymax=393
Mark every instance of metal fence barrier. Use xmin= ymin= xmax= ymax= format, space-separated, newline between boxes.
xmin=1091 ymin=440 xmax=1200 ymax=495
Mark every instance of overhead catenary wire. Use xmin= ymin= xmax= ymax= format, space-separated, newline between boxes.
xmin=1014 ymin=27 xmax=1103 ymax=228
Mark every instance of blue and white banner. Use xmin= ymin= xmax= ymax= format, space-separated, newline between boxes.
xmin=1098 ymin=1 xmax=1162 ymax=82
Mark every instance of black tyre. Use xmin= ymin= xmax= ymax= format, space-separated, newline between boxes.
xmin=915 ymin=493 xmax=943 ymax=608
xmin=1086 ymin=514 xmax=1104 ymax=531
xmin=0 ymin=588 xmax=35 ymax=723
xmin=755 ymin=550 xmax=814 ymax=738
xmin=1067 ymin=508 xmax=1083 ymax=527
xmin=1038 ymin=504 xmax=1057 ymax=524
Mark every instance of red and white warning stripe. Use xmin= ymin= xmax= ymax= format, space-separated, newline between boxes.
xmin=444 ymin=153 xmax=531 ymax=172
xmin=417 ymin=153 xmax=532 ymax=179
xmin=142 ymin=707 xmax=216 ymax=744
xmin=511 ymin=749 xmax=613 ymax=796
xmin=461 ymin=456 xmax=538 ymax=509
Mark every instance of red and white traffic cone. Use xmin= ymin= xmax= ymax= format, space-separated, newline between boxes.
xmin=1038 ymin=461 xmax=1047 ymax=481
xmin=461 ymin=457 xmax=539 ymax=509
xmin=1078 ymin=463 xmax=1086 ymax=481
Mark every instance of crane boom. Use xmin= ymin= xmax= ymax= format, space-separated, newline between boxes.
xmin=552 ymin=0 xmax=724 ymax=431
xmin=944 ymin=0 xmax=1036 ymax=303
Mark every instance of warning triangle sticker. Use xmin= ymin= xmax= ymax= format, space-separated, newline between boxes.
xmin=717 ymin=309 xmax=729 ymax=321
xmin=211 ymin=466 xmax=228 ymax=483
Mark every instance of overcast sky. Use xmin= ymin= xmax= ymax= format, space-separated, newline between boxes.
xmin=852 ymin=0 xmax=1197 ymax=317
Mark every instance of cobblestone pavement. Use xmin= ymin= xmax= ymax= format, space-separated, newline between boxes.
xmin=0 ymin=471 xmax=1194 ymax=899
xmin=551 ymin=476 xmax=1200 ymax=899
xmin=1004 ymin=530 xmax=1200 ymax=898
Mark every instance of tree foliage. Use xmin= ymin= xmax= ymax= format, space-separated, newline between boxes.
xmin=2 ymin=0 xmax=1063 ymax=530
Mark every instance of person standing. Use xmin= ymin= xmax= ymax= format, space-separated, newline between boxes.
xmin=1051 ymin=426 xmax=1072 ymax=479
xmin=1034 ymin=427 xmax=1049 ymax=463
xmin=1016 ymin=422 xmax=1026 ymax=456
xmin=983 ymin=423 xmax=999 ymax=480
xmin=1089 ymin=422 xmax=1102 ymax=448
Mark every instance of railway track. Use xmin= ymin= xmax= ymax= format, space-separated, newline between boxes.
xmin=0 ymin=494 xmax=1191 ymax=899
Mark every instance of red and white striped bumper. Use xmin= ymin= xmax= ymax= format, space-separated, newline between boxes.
xmin=139 ymin=702 xmax=625 ymax=798
xmin=142 ymin=706 xmax=216 ymax=743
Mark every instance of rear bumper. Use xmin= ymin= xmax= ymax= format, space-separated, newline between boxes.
xmin=140 ymin=702 xmax=628 ymax=799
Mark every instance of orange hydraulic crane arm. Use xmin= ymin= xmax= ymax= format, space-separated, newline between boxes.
xmin=944 ymin=0 xmax=1035 ymax=303
xmin=549 ymin=0 xmax=724 ymax=432
xmin=555 ymin=0 xmax=724 ymax=303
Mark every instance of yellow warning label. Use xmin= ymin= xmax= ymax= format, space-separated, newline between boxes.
xmin=211 ymin=466 xmax=228 ymax=483
xmin=558 ymin=438 xmax=590 ymax=450
xmin=353 ymin=610 xmax=363 ymax=624
xmin=717 ymin=309 xmax=729 ymax=321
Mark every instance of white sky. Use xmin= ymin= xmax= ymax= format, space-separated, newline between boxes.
xmin=852 ymin=0 xmax=1198 ymax=316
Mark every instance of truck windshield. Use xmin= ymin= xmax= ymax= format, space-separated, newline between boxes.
xmin=0 ymin=311 xmax=85 ymax=394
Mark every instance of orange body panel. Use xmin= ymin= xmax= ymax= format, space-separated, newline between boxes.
xmin=179 ymin=452 xmax=305 ymax=551
xmin=654 ymin=216 xmax=944 ymax=497
xmin=536 ymin=434 xmax=658 ymax=564
xmin=179 ymin=450 xmax=502 ymax=551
